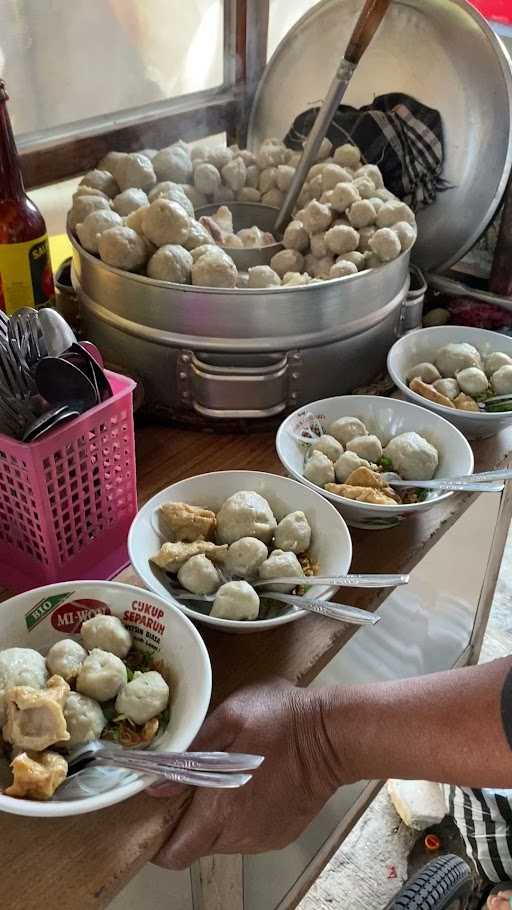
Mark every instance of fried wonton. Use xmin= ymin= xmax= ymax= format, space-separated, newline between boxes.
xmin=325 ymin=484 xmax=397 ymax=506
xmin=345 ymin=467 xmax=388 ymax=489
xmin=151 ymin=540 xmax=228 ymax=573
xmin=160 ymin=502 xmax=216 ymax=542
xmin=410 ymin=377 xmax=455 ymax=409
xmin=5 ymin=750 xmax=68 ymax=800
xmin=3 ymin=674 xmax=70 ymax=751
xmin=454 ymin=393 xmax=480 ymax=412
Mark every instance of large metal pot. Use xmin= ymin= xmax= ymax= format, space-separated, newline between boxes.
xmin=72 ymin=232 xmax=411 ymax=419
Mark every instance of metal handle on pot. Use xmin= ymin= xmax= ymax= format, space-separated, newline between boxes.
xmin=178 ymin=351 xmax=302 ymax=419
xmin=398 ymin=266 xmax=427 ymax=335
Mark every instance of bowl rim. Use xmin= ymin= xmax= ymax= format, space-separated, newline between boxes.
xmin=127 ymin=469 xmax=353 ymax=631
xmin=275 ymin=394 xmax=475 ymax=513
xmin=388 ymin=326 xmax=512 ymax=421
xmin=0 ymin=580 xmax=212 ymax=818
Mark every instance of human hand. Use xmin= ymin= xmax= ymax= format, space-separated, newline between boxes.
xmin=150 ymin=679 xmax=341 ymax=869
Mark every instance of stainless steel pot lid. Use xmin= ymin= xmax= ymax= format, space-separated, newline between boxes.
xmin=248 ymin=0 xmax=512 ymax=273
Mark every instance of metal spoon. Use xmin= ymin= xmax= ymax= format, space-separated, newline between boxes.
xmin=171 ymin=588 xmax=380 ymax=625
xmin=37 ymin=307 xmax=77 ymax=357
xmin=380 ymin=473 xmax=504 ymax=493
xmin=68 ymin=741 xmax=263 ymax=773
xmin=22 ymin=406 xmax=81 ymax=442
xmin=35 ymin=356 xmax=98 ymax=411
xmin=254 ymin=573 xmax=409 ymax=589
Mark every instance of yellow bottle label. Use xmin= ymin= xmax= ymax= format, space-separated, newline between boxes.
xmin=0 ymin=233 xmax=55 ymax=315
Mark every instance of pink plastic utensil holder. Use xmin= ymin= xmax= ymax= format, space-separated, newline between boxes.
xmin=0 ymin=371 xmax=138 ymax=593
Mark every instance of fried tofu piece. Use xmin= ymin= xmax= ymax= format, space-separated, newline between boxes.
xmin=345 ymin=467 xmax=387 ymax=489
xmin=454 ymin=392 xmax=480 ymax=412
xmin=325 ymin=483 xmax=397 ymax=505
xmin=160 ymin=502 xmax=216 ymax=542
xmin=3 ymin=675 xmax=70 ymax=751
xmin=151 ymin=540 xmax=228 ymax=573
xmin=5 ymin=750 xmax=68 ymax=800
xmin=410 ymin=377 xmax=455 ymax=409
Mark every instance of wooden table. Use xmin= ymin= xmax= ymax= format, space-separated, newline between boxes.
xmin=2 ymin=420 xmax=512 ymax=910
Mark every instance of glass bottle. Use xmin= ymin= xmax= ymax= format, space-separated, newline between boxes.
xmin=0 ymin=79 xmax=54 ymax=315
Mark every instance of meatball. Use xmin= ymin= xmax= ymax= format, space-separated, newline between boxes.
xmin=456 ymin=367 xmax=488 ymax=397
xmin=80 ymin=169 xmax=119 ymax=198
xmin=276 ymin=165 xmax=295 ymax=193
xmin=376 ymin=201 xmax=415 ymax=228
xmin=331 ymin=182 xmax=360 ymax=213
xmin=0 ymin=648 xmax=48 ymax=726
xmin=148 ymin=182 xmax=195 ymax=216
xmin=356 ymin=164 xmax=384 ymax=189
xmin=204 ymin=146 xmax=233 ymax=170
xmin=147 ymin=245 xmax=193 ymax=284
xmin=221 ymin=157 xmax=247 ymax=192
xmin=76 ymin=209 xmax=123 ymax=253
xmin=353 ymin=177 xmax=378 ymax=200
xmin=153 ymin=145 xmax=193 ymax=184
xmin=334 ymin=451 xmax=371 ymax=483
xmin=270 ymin=249 xmax=304 ymax=278
xmin=301 ymin=200 xmax=333 ymax=234
xmin=46 ymin=639 xmax=87 ymax=682
xmin=262 ymin=188 xmax=285 ymax=208
xmin=341 ymin=250 xmax=366 ymax=271
xmin=238 ymin=187 xmax=262 ymax=203
xmin=216 ymin=491 xmax=277 ymax=545
xmin=194 ymin=162 xmax=222 ymax=197
xmin=283 ymin=221 xmax=309 ymax=252
xmin=115 ymin=153 xmax=156 ymax=192
xmin=183 ymin=220 xmax=214 ymax=251
xmin=310 ymin=233 xmax=328 ymax=258
xmin=322 ymin=163 xmax=353 ymax=191
xmin=282 ymin=271 xmax=314 ymax=286
xmin=211 ymin=581 xmax=260 ymax=621
xmin=358 ymin=226 xmax=376 ymax=252
xmin=81 ymin=614 xmax=132 ymax=659
xmin=334 ymin=143 xmax=361 ymax=169
xmin=256 ymin=139 xmax=287 ymax=169
xmin=70 ymin=194 xmax=111 ymax=230
xmin=303 ymin=450 xmax=335 ymax=487
xmin=76 ymin=649 xmax=127 ymax=702
xmin=311 ymin=434 xmax=343 ymax=463
xmin=247 ymin=266 xmax=281 ymax=289
xmin=346 ymin=434 xmax=382 ymax=462
xmin=191 ymin=249 xmax=238 ymax=288
xmin=142 ymin=198 xmax=191 ymax=247
xmin=115 ymin=671 xmax=169 ymax=725
xmin=369 ymin=228 xmax=402 ymax=262
xmin=406 ymin=363 xmax=441 ymax=384
xmin=384 ymin=432 xmax=439 ymax=481
xmin=484 ymin=352 xmax=512 ymax=376
xmin=225 ymin=538 xmax=268 ymax=579
xmin=492 ymin=365 xmax=512 ymax=396
xmin=348 ymin=200 xmax=377 ymax=229
xmin=330 ymin=260 xmax=358 ymax=279
xmin=178 ymin=554 xmax=220 ymax=595
xmin=112 ymin=188 xmax=148 ymax=216
xmin=435 ymin=343 xmax=482 ymax=377
xmin=274 ymin=511 xmax=312 ymax=554
xmin=394 ymin=221 xmax=417 ymax=252
xmin=328 ymin=416 xmax=368 ymax=445
xmin=64 ymin=692 xmax=106 ymax=747
xmin=98 ymin=226 xmax=148 ymax=271
xmin=325 ymin=225 xmax=359 ymax=255
xmin=258 ymin=549 xmax=304 ymax=593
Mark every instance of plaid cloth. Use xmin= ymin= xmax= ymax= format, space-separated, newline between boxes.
xmin=284 ymin=93 xmax=447 ymax=211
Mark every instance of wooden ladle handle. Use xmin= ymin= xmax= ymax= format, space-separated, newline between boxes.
xmin=345 ymin=0 xmax=392 ymax=65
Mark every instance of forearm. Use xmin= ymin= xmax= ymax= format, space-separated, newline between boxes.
xmin=315 ymin=658 xmax=512 ymax=789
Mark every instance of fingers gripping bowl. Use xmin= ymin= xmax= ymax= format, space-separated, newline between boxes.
xmin=128 ymin=471 xmax=352 ymax=633
xmin=0 ymin=582 xmax=211 ymax=817
xmin=276 ymin=397 xmax=474 ymax=529
xmin=388 ymin=326 xmax=512 ymax=439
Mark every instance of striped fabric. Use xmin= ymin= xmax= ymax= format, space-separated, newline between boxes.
xmin=284 ymin=93 xmax=447 ymax=211
xmin=447 ymin=784 xmax=512 ymax=883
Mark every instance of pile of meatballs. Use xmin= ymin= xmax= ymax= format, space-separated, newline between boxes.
xmin=69 ymin=136 xmax=418 ymax=291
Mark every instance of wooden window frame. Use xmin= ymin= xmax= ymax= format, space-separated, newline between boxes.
xmin=19 ymin=0 xmax=269 ymax=189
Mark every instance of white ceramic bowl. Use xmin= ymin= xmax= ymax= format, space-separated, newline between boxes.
xmin=128 ymin=471 xmax=352 ymax=633
xmin=0 ymin=581 xmax=211 ymax=818
xmin=388 ymin=326 xmax=512 ymax=439
xmin=276 ymin=396 xmax=474 ymax=529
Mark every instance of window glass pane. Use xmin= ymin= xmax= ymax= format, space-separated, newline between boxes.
xmin=268 ymin=0 xmax=321 ymax=58
xmin=0 ymin=0 xmax=224 ymax=140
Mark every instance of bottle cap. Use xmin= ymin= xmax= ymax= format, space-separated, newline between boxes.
xmin=424 ymin=834 xmax=442 ymax=851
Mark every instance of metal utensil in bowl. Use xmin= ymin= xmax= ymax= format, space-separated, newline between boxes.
xmin=274 ymin=0 xmax=391 ymax=234
xmin=170 ymin=587 xmax=380 ymax=625
xmin=35 ymin=356 xmax=98 ymax=411
xmin=253 ymin=573 xmax=409 ymax=589
xmin=67 ymin=741 xmax=263 ymax=789
xmin=380 ymin=473 xmax=504 ymax=493
xmin=196 ymin=201 xmax=283 ymax=270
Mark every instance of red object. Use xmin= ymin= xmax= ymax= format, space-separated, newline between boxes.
xmin=0 ymin=79 xmax=54 ymax=311
xmin=387 ymin=865 xmax=398 ymax=879
xmin=469 ymin=1 xmax=512 ymax=25
xmin=447 ymin=297 xmax=512 ymax=330
xmin=425 ymin=834 xmax=442 ymax=852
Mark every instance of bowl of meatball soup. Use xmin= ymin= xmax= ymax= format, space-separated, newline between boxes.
xmin=388 ymin=326 xmax=512 ymax=439
xmin=128 ymin=471 xmax=352 ymax=633
xmin=0 ymin=581 xmax=211 ymax=817
xmin=276 ymin=396 xmax=474 ymax=529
